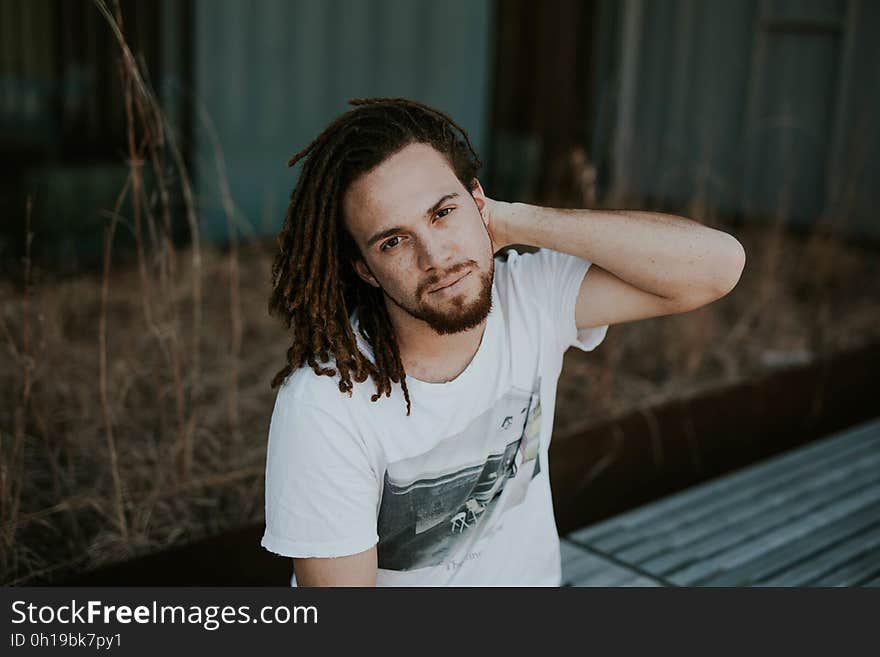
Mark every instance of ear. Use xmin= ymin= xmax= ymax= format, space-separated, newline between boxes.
xmin=352 ymin=257 xmax=381 ymax=288
xmin=470 ymin=178 xmax=488 ymax=226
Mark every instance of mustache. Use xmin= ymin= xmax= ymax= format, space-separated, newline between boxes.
xmin=422 ymin=261 xmax=476 ymax=294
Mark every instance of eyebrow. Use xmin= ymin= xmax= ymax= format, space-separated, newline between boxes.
xmin=365 ymin=192 xmax=460 ymax=248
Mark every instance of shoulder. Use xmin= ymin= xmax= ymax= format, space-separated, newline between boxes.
xmin=267 ymin=363 xmax=377 ymax=467
xmin=497 ymin=247 xmax=592 ymax=296
xmin=494 ymin=247 xmax=588 ymax=303
xmin=500 ymin=247 xmax=589 ymax=277
xmin=272 ymin=359 xmax=361 ymax=424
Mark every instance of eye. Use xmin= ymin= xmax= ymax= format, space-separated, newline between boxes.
xmin=380 ymin=236 xmax=401 ymax=252
xmin=435 ymin=207 xmax=454 ymax=220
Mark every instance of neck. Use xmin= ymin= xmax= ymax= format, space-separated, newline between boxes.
xmin=389 ymin=306 xmax=488 ymax=384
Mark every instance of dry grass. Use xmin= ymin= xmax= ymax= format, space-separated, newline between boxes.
xmin=554 ymin=222 xmax=880 ymax=436
xmin=0 ymin=240 xmax=282 ymax=584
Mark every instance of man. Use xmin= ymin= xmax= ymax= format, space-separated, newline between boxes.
xmin=262 ymin=98 xmax=745 ymax=586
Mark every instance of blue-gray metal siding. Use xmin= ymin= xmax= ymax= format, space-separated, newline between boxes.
xmin=605 ymin=0 xmax=879 ymax=237
xmin=191 ymin=0 xmax=493 ymax=241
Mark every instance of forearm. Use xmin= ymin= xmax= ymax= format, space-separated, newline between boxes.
xmin=499 ymin=202 xmax=745 ymax=302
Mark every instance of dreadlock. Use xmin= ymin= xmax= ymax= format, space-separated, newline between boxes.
xmin=269 ymin=98 xmax=483 ymax=417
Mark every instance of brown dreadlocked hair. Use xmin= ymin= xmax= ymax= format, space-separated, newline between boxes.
xmin=269 ymin=98 xmax=483 ymax=417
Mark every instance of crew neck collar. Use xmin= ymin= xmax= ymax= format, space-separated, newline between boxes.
xmin=352 ymin=280 xmax=499 ymax=395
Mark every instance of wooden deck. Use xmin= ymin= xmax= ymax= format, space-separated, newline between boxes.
xmin=559 ymin=416 xmax=880 ymax=587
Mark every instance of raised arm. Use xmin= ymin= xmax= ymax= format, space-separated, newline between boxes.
xmin=482 ymin=192 xmax=745 ymax=328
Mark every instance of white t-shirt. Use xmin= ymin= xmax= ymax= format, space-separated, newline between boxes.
xmin=261 ymin=248 xmax=608 ymax=586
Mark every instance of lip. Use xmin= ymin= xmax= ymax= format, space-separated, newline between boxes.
xmin=428 ymin=271 xmax=470 ymax=295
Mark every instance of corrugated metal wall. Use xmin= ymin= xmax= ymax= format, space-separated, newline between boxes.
xmin=607 ymin=0 xmax=879 ymax=236
xmin=1 ymin=0 xmax=171 ymax=263
xmin=191 ymin=0 xmax=493 ymax=241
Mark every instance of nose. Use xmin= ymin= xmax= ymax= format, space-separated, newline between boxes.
xmin=416 ymin=235 xmax=455 ymax=273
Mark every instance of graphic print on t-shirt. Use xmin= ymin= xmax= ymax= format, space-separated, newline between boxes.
xmin=376 ymin=376 xmax=543 ymax=571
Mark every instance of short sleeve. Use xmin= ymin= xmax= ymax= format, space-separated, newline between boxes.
xmin=506 ymin=248 xmax=608 ymax=355
xmin=261 ymin=396 xmax=380 ymax=559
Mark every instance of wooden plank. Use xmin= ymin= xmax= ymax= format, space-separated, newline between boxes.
xmin=616 ymin=447 xmax=880 ymax=564
xmin=560 ymin=539 xmax=664 ymax=587
xmin=599 ymin=434 xmax=880 ymax=555
xmin=589 ymin=416 xmax=880 ymax=542
xmin=570 ymin=560 xmax=646 ymax=587
xmin=758 ymin=522 xmax=880 ymax=586
xmin=639 ymin=465 xmax=880 ymax=573
xmin=561 ymin=417 xmax=880 ymax=587
xmin=567 ymin=418 xmax=880 ymax=547
xmin=668 ymin=486 xmax=880 ymax=585
xmin=563 ymin=554 xmax=627 ymax=585
xmin=685 ymin=500 xmax=880 ymax=586
xmin=560 ymin=540 xmax=617 ymax=585
xmin=804 ymin=542 xmax=880 ymax=587
xmin=704 ymin=504 xmax=880 ymax=586
xmin=559 ymin=539 xmax=598 ymax=580
xmin=618 ymin=575 xmax=662 ymax=587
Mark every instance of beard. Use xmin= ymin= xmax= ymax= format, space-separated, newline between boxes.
xmin=385 ymin=258 xmax=494 ymax=335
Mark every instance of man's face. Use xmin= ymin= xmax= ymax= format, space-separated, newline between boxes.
xmin=342 ymin=142 xmax=494 ymax=336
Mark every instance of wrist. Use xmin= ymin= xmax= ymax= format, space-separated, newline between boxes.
xmin=500 ymin=201 xmax=531 ymax=249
